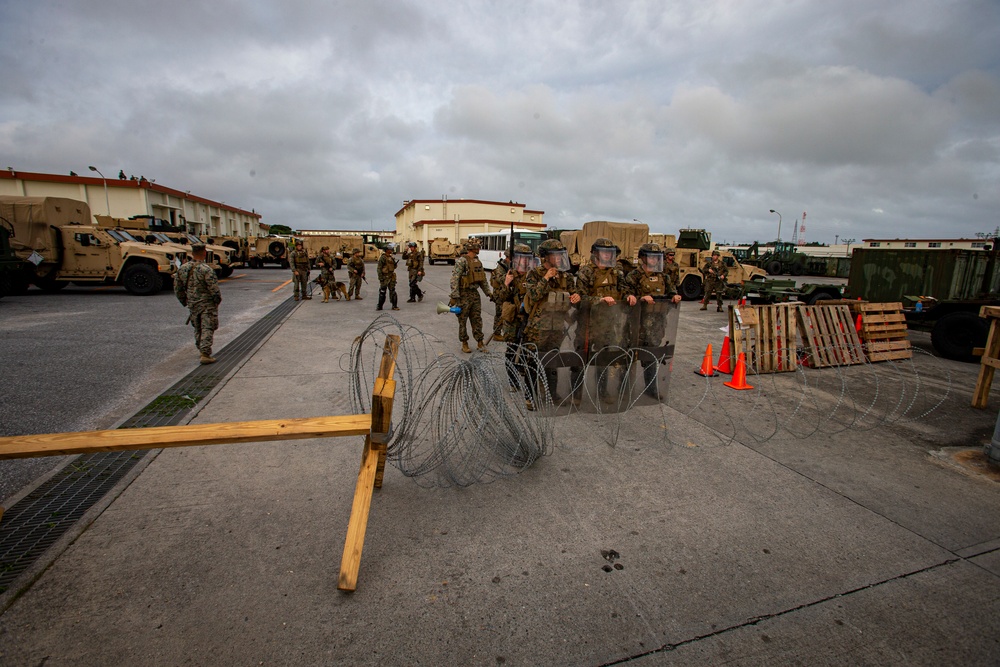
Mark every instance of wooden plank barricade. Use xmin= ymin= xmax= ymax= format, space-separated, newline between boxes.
xmin=796 ymin=304 xmax=866 ymax=368
xmin=0 ymin=334 xmax=402 ymax=593
xmin=728 ymin=304 xmax=798 ymax=373
xmin=972 ymin=305 xmax=1000 ymax=409
xmin=853 ymin=302 xmax=912 ymax=362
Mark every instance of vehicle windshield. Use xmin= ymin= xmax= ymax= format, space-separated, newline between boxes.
xmin=150 ymin=232 xmax=173 ymax=243
xmin=108 ymin=229 xmax=139 ymax=243
xmin=185 ymin=233 xmax=202 ymax=245
xmin=513 ymin=232 xmax=546 ymax=254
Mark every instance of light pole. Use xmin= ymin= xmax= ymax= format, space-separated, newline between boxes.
xmin=88 ymin=165 xmax=110 ymax=216
xmin=769 ymin=209 xmax=782 ymax=242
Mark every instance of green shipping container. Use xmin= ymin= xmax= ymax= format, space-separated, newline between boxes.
xmin=847 ymin=248 xmax=1000 ymax=302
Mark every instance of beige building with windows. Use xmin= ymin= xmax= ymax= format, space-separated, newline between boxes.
xmin=395 ymin=198 xmax=545 ymax=247
xmin=0 ymin=169 xmax=264 ymax=238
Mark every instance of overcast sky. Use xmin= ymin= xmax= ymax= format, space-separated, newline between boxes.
xmin=1 ymin=1 xmax=998 ymax=243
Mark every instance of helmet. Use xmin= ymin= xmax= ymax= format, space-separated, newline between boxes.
xmin=638 ymin=243 xmax=661 ymax=256
xmin=512 ymin=243 xmax=532 ymax=254
xmin=353 ymin=248 xmax=361 ymax=254
xmin=591 ymin=237 xmax=619 ymax=268
xmin=537 ymin=239 xmax=565 ymax=256
xmin=512 ymin=243 xmax=535 ymax=273
xmin=664 ymin=246 xmax=676 ymax=255
xmin=407 ymin=241 xmax=417 ymax=248
xmin=711 ymin=249 xmax=721 ymax=257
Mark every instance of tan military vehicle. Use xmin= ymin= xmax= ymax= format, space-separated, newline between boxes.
xmin=203 ymin=234 xmax=254 ymax=267
xmin=96 ymin=216 xmax=236 ymax=278
xmin=670 ymin=229 xmax=767 ymax=300
xmin=559 ymin=220 xmax=651 ymax=271
xmin=428 ymin=237 xmax=460 ymax=265
xmin=250 ymin=236 xmax=291 ymax=268
xmin=1 ymin=195 xmax=183 ymax=295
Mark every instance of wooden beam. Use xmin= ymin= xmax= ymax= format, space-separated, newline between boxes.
xmin=0 ymin=414 xmax=373 ymax=460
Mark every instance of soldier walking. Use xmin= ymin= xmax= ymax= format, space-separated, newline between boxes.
xmin=289 ymin=239 xmax=311 ymax=301
xmin=347 ymin=248 xmax=365 ymax=300
xmin=402 ymin=241 xmax=425 ymax=302
xmin=174 ymin=243 xmax=222 ymax=365
xmin=376 ymin=246 xmax=399 ymax=311
xmin=449 ymin=241 xmax=492 ymax=353
xmin=700 ymin=249 xmax=729 ymax=311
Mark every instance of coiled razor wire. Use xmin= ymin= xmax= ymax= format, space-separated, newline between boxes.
xmin=341 ymin=316 xmax=955 ymax=486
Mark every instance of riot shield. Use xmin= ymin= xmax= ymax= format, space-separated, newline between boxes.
xmin=622 ymin=297 xmax=679 ymax=407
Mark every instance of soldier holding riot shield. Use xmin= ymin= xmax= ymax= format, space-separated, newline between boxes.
xmin=492 ymin=244 xmax=537 ymax=397
xmin=625 ymin=243 xmax=681 ymax=399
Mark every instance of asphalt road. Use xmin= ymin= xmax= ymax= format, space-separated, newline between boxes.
xmin=0 ymin=267 xmax=295 ymax=503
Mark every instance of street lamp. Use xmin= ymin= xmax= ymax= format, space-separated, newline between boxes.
xmin=769 ymin=209 xmax=782 ymax=242
xmin=88 ymin=165 xmax=110 ymax=216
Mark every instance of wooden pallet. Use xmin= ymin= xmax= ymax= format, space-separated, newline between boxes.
xmin=729 ymin=304 xmax=798 ymax=373
xmin=972 ymin=305 xmax=1000 ymax=408
xmin=796 ymin=304 xmax=866 ymax=367
xmin=854 ymin=302 xmax=912 ymax=362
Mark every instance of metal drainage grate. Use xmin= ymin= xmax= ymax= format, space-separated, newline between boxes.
xmin=0 ymin=296 xmax=299 ymax=594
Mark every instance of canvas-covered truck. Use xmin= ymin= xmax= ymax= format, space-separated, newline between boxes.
xmin=0 ymin=195 xmax=183 ymax=295
xmin=0 ymin=216 xmax=21 ymax=298
xmin=560 ymin=220 xmax=650 ymax=271
xmin=428 ymin=237 xmax=460 ymax=264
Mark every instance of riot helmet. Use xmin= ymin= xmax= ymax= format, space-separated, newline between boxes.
xmin=591 ymin=237 xmax=619 ymax=269
xmin=407 ymin=241 xmax=417 ymax=248
xmin=511 ymin=243 xmax=535 ymax=274
xmin=538 ymin=239 xmax=571 ymax=273
xmin=638 ymin=242 xmax=665 ymax=273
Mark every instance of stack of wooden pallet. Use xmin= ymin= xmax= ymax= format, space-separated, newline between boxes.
xmin=853 ymin=302 xmax=912 ymax=362
xmin=728 ymin=304 xmax=799 ymax=373
xmin=796 ymin=304 xmax=866 ymax=368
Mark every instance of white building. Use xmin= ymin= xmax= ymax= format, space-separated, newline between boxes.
xmin=394 ymin=197 xmax=545 ymax=247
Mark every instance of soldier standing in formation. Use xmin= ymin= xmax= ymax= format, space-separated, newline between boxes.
xmin=376 ymin=246 xmax=399 ymax=311
xmin=289 ymin=239 xmax=311 ymax=301
xmin=625 ymin=242 xmax=681 ymax=397
xmin=488 ymin=248 xmax=512 ymax=342
xmin=316 ymin=246 xmax=338 ymax=302
xmin=174 ymin=243 xmax=222 ymax=365
xmin=347 ymin=248 xmax=365 ymax=300
xmin=402 ymin=241 xmax=425 ymax=303
xmin=664 ymin=247 xmax=681 ymax=298
xmin=574 ymin=238 xmax=636 ymax=401
xmin=522 ymin=239 xmax=578 ymax=408
xmin=700 ymin=249 xmax=728 ymax=311
xmin=492 ymin=244 xmax=535 ymax=393
xmin=448 ymin=241 xmax=492 ymax=353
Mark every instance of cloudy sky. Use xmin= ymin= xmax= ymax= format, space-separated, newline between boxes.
xmin=1 ymin=1 xmax=998 ymax=243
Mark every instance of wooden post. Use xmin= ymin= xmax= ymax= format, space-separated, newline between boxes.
xmin=338 ymin=335 xmax=399 ymax=592
xmin=972 ymin=306 xmax=1000 ymax=409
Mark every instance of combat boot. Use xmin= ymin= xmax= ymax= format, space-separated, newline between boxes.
xmin=200 ymin=353 xmax=216 ymax=365
xmin=346 ymin=296 xmax=352 ymax=301
xmin=461 ymin=341 xmax=472 ymax=354
xmin=406 ymin=297 xmax=416 ymax=303
xmin=294 ymin=296 xmax=300 ymax=302
xmin=717 ymin=305 xmax=723 ymax=312
xmin=417 ymin=293 xmax=423 ymax=302
xmin=477 ymin=340 xmax=488 ymax=353
xmin=699 ymin=303 xmax=707 ymax=310
xmin=355 ymin=295 xmax=363 ymax=300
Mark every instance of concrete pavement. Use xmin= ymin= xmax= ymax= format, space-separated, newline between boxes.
xmin=0 ymin=262 xmax=998 ymax=666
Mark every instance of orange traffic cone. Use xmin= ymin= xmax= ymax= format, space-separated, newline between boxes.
xmin=714 ymin=336 xmax=733 ymax=374
xmin=695 ymin=344 xmax=718 ymax=377
xmin=724 ymin=353 xmax=754 ymax=390
xmin=855 ymin=313 xmax=863 ymax=332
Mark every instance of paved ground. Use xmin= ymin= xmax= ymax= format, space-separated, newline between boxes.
xmin=0 ymin=263 xmax=998 ymax=665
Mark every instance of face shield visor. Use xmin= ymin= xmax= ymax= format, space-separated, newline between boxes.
xmin=593 ymin=247 xmax=618 ymax=269
xmin=512 ymin=251 xmax=535 ymax=274
xmin=641 ymin=252 xmax=664 ymax=273
xmin=543 ymin=249 xmax=571 ymax=273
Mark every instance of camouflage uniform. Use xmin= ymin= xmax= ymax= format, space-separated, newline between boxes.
xmin=376 ymin=249 xmax=399 ymax=310
xmin=316 ymin=249 xmax=337 ymax=302
xmin=449 ymin=245 xmax=492 ymax=350
xmin=625 ymin=245 xmax=677 ymax=396
xmin=523 ymin=242 xmax=577 ymax=404
xmin=347 ymin=251 xmax=365 ymax=300
xmin=700 ymin=253 xmax=729 ymax=310
xmin=402 ymin=244 xmax=425 ymax=302
xmin=574 ymin=239 xmax=630 ymax=401
xmin=174 ymin=255 xmax=222 ymax=363
xmin=289 ymin=243 xmax=311 ymax=300
xmin=492 ymin=245 xmax=534 ymax=389
xmin=489 ymin=256 xmax=511 ymax=341
xmin=664 ymin=253 xmax=681 ymax=296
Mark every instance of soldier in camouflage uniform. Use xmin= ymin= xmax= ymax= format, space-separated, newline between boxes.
xmin=174 ymin=243 xmax=222 ymax=365
xmin=316 ymin=246 xmax=337 ymax=302
xmin=449 ymin=241 xmax=492 ymax=353
xmin=664 ymin=247 xmax=681 ymax=296
xmin=376 ymin=246 xmax=399 ymax=311
xmin=522 ymin=239 xmax=578 ymax=407
xmin=289 ymin=239 xmax=311 ymax=301
xmin=492 ymin=244 xmax=535 ymax=393
xmin=700 ymin=249 xmax=728 ymax=311
xmin=488 ymin=249 xmax=512 ymax=342
xmin=347 ymin=248 xmax=365 ymax=300
xmin=574 ymin=238 xmax=637 ymax=401
xmin=402 ymin=241 xmax=425 ymax=302
xmin=625 ymin=243 xmax=681 ymax=397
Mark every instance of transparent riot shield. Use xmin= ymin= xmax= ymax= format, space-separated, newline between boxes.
xmin=622 ymin=297 xmax=679 ymax=408
xmin=525 ymin=291 xmax=580 ymax=414
xmin=572 ymin=300 xmax=633 ymax=413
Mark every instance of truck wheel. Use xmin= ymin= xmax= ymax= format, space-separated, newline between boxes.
xmin=679 ymin=275 xmax=703 ymax=301
xmin=931 ymin=312 xmax=988 ymax=363
xmin=335 ymin=258 xmax=343 ymax=270
xmin=122 ymin=264 xmax=163 ymax=295
xmin=269 ymin=241 xmax=285 ymax=258
xmin=33 ymin=275 xmax=69 ymax=292
xmin=807 ymin=292 xmax=833 ymax=305
xmin=790 ymin=261 xmax=806 ymax=276
xmin=428 ymin=258 xmax=435 ymax=265
xmin=217 ymin=265 xmax=234 ymax=279
xmin=765 ymin=260 xmax=783 ymax=276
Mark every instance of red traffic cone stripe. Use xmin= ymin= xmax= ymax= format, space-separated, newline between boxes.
xmin=695 ymin=344 xmax=718 ymax=377
xmin=724 ymin=352 xmax=754 ymax=390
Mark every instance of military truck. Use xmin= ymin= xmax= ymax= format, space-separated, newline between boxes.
xmin=428 ymin=237 xmax=460 ymax=265
xmin=671 ymin=229 xmax=767 ymax=300
xmin=0 ymin=216 xmax=22 ymax=298
xmin=97 ymin=215 xmax=236 ymax=278
xmin=0 ymin=195 xmax=183 ymax=295
xmin=203 ymin=234 xmax=254 ymax=267
xmin=560 ymin=220 xmax=650 ymax=271
xmin=741 ymin=278 xmax=846 ymax=305
xmin=250 ymin=236 xmax=291 ymax=268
